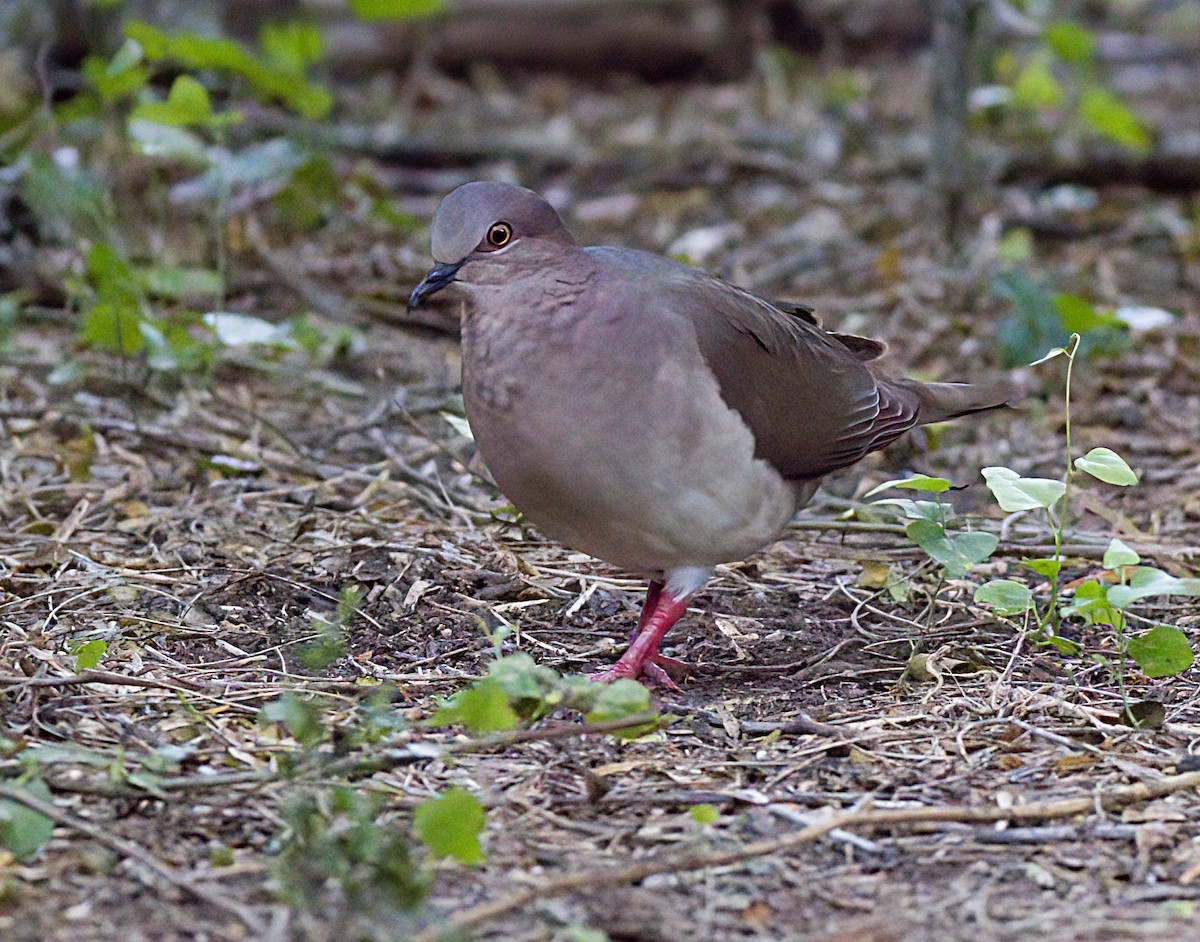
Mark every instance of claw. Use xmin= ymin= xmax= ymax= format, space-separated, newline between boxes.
xmin=589 ymin=653 xmax=685 ymax=690
xmin=588 ymin=579 xmax=697 ymax=689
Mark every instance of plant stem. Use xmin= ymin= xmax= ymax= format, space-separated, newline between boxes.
xmin=1045 ymin=333 xmax=1082 ymax=631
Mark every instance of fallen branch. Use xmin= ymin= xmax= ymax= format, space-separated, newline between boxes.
xmin=323 ymin=711 xmax=665 ymax=779
xmin=413 ymin=770 xmax=1200 ymax=941
xmin=0 ymin=669 xmax=260 ymax=715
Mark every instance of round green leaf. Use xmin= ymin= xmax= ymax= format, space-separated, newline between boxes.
xmin=1102 ymin=538 xmax=1140 ymax=570
xmin=1126 ymin=626 xmax=1193 ymax=679
xmin=1045 ymin=22 xmax=1096 ymax=64
xmin=0 ymin=779 xmax=56 ymax=861
xmin=906 ymin=520 xmax=998 ymax=578
xmin=974 ymin=579 xmax=1033 ymax=616
xmin=1107 ymin=567 xmax=1200 ymax=609
xmin=688 ymin=804 xmax=720 ymax=825
xmin=413 ymin=787 xmax=486 ymax=864
xmin=1074 ymin=447 xmax=1138 ymax=486
xmin=982 ymin=467 xmax=1067 ymax=512
xmin=73 ymin=639 xmax=107 ymax=670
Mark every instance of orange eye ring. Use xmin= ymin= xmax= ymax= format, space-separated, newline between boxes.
xmin=487 ymin=222 xmax=512 ymax=247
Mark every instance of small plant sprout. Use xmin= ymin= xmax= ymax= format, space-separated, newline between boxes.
xmin=430 ymin=653 xmax=658 ymax=739
xmin=971 ymin=334 xmax=1196 ymax=708
xmin=871 ymin=332 xmax=1194 ymax=709
xmin=866 ymin=473 xmax=999 ymax=623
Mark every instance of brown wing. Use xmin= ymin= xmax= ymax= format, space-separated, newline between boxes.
xmin=682 ymin=278 xmax=921 ymax=481
xmin=772 ymin=302 xmax=886 ymax=362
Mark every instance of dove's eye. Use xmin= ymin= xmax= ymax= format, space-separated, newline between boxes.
xmin=486 ymin=222 xmax=512 ymax=247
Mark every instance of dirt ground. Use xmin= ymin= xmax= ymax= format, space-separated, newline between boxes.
xmin=3 ymin=36 xmax=1200 ymax=942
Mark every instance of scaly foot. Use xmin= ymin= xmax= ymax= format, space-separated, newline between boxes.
xmin=588 ymin=652 xmax=689 ymax=690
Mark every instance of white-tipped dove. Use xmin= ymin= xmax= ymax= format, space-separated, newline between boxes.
xmin=410 ymin=181 xmax=1005 ymax=687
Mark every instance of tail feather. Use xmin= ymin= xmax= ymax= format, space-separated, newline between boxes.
xmin=894 ymin=379 xmax=1012 ymax=426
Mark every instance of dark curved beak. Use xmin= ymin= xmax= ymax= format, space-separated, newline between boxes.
xmin=408 ymin=260 xmax=465 ymax=310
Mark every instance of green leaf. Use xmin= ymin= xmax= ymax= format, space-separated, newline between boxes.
xmin=1030 ymin=346 xmax=1069 ymax=366
xmin=864 ymin=474 xmax=952 ymax=497
xmin=1053 ymin=294 xmax=1125 ymax=335
xmin=688 ymin=803 xmax=720 ymax=825
xmin=479 ymin=652 xmax=582 ymax=721
xmin=1045 ymin=22 xmax=1096 ymax=64
xmin=83 ymin=50 xmax=147 ymax=100
xmin=135 ymin=74 xmax=211 ymax=124
xmin=974 ymin=579 xmax=1033 ymax=616
xmin=586 ymin=680 xmax=655 ymax=738
xmin=124 ymin=20 xmax=332 ymax=119
xmin=126 ymin=120 xmax=210 ymax=164
xmin=73 ymin=639 xmax=107 ymax=670
xmin=1079 ymin=88 xmax=1151 ymax=151
xmin=260 ymin=693 xmax=325 ymax=747
xmin=260 ymin=21 xmax=323 ymax=73
xmin=1033 ymin=632 xmax=1082 ymax=656
xmin=982 ymin=467 xmax=1067 ymax=512
xmin=431 ymin=677 xmax=520 ymax=733
xmin=1107 ymin=567 xmax=1200 ymax=609
xmin=0 ymin=779 xmax=55 ymax=861
xmin=906 ymin=520 xmax=998 ymax=578
xmin=1022 ymin=557 xmax=1063 ymax=578
xmin=81 ymin=299 xmax=146 ymax=354
xmin=1103 ymin=538 xmax=1140 ymax=570
xmin=413 ymin=787 xmax=486 ymax=864
xmin=1012 ymin=57 xmax=1063 ymax=109
xmin=125 ymin=20 xmax=168 ymax=58
xmin=1061 ymin=579 xmax=1120 ymax=627
xmin=350 ymin=0 xmax=445 ymax=19
xmin=106 ymin=38 xmax=145 ymax=75
xmin=1127 ymin=626 xmax=1193 ymax=678
xmin=870 ymin=498 xmax=945 ymax=522
xmin=139 ymin=265 xmax=223 ymax=301
xmin=1074 ymin=447 xmax=1138 ymax=486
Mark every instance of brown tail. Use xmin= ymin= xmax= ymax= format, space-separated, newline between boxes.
xmin=894 ymin=379 xmax=1012 ymax=426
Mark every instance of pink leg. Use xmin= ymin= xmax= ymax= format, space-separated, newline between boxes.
xmin=628 ymin=580 xmax=690 ymax=687
xmin=630 ymin=580 xmax=663 ymax=641
xmin=591 ymin=587 xmax=693 ymax=689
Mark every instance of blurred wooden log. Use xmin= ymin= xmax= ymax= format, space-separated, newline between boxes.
xmin=297 ymin=0 xmax=769 ymax=80
xmin=998 ymin=132 xmax=1200 ymax=193
xmin=222 ymin=0 xmax=962 ymax=78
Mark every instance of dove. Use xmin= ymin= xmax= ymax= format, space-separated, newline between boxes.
xmin=410 ymin=181 xmax=1004 ymax=686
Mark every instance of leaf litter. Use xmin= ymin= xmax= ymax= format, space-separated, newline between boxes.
xmin=2 ymin=52 xmax=1200 ymax=942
